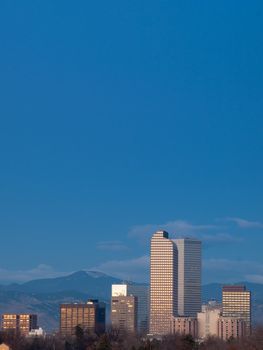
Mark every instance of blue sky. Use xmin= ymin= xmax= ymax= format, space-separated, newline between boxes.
xmin=0 ymin=0 xmax=263 ymax=284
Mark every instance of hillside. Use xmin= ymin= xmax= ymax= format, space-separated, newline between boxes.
xmin=0 ymin=271 xmax=133 ymax=331
xmin=2 ymin=271 xmax=122 ymax=298
xmin=0 ymin=272 xmax=263 ymax=331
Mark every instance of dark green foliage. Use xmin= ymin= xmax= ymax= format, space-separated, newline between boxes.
xmin=65 ymin=340 xmax=73 ymax=350
xmin=1 ymin=328 xmax=263 ymax=350
xmin=74 ymin=325 xmax=85 ymax=350
xmin=95 ymin=334 xmax=111 ymax=350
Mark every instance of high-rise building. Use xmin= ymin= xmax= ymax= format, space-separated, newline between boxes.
xmin=197 ymin=301 xmax=222 ymax=339
xmin=112 ymin=283 xmax=149 ymax=334
xmin=222 ymin=285 xmax=251 ymax=335
xmin=1 ymin=314 xmax=38 ymax=336
xmin=60 ymin=299 xmax=105 ymax=336
xmin=150 ymin=230 xmax=178 ymax=335
xmin=111 ymin=295 xmax=137 ymax=333
xmin=174 ymin=238 xmax=202 ymax=317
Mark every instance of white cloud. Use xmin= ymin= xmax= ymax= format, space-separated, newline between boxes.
xmin=0 ymin=265 xmax=68 ymax=284
xmin=245 ymin=275 xmax=263 ymax=284
xmin=96 ymin=240 xmax=128 ymax=251
xmin=90 ymin=255 xmax=263 ymax=285
xmin=200 ymin=233 xmax=242 ymax=243
xmin=203 ymin=258 xmax=263 ymax=284
xmin=224 ymin=217 xmax=263 ymax=229
xmin=128 ymin=219 xmax=241 ymax=244
xmin=129 ymin=220 xmax=218 ymax=243
xmin=90 ymin=256 xmax=149 ymax=283
xmin=203 ymin=258 xmax=263 ymax=271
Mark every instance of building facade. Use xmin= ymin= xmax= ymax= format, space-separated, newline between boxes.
xmin=28 ymin=327 xmax=46 ymax=337
xmin=150 ymin=230 xmax=178 ymax=335
xmin=60 ymin=300 xmax=105 ymax=336
xmin=0 ymin=344 xmax=10 ymax=350
xmin=170 ymin=316 xmax=198 ymax=338
xmin=222 ymin=285 xmax=251 ymax=335
xmin=218 ymin=317 xmax=246 ymax=340
xmin=111 ymin=295 xmax=137 ymax=333
xmin=174 ymin=238 xmax=202 ymax=317
xmin=1 ymin=314 xmax=38 ymax=336
xmin=112 ymin=283 xmax=148 ymax=333
xmin=197 ymin=301 xmax=222 ymax=339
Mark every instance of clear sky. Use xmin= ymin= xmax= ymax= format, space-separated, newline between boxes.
xmin=0 ymin=0 xmax=263 ymax=284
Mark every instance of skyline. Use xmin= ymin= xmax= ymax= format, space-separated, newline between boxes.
xmin=0 ymin=1 xmax=263 ymax=285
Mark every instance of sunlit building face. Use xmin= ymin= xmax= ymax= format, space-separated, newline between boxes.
xmin=60 ymin=300 xmax=105 ymax=336
xmin=222 ymin=285 xmax=251 ymax=336
xmin=150 ymin=231 xmax=178 ymax=335
xmin=1 ymin=314 xmax=37 ymax=336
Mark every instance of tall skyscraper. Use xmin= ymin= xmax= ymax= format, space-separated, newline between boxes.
xmin=150 ymin=230 xmax=178 ymax=335
xmin=174 ymin=238 xmax=202 ymax=317
xmin=60 ymin=299 xmax=105 ymax=336
xmin=112 ymin=283 xmax=149 ymax=334
xmin=222 ymin=285 xmax=251 ymax=335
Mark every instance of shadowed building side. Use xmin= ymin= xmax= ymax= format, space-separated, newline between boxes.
xmin=111 ymin=295 xmax=137 ymax=333
xmin=174 ymin=238 xmax=202 ymax=317
xmin=111 ymin=283 xmax=148 ymax=334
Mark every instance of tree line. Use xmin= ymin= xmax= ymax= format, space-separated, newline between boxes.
xmin=1 ymin=326 xmax=263 ymax=350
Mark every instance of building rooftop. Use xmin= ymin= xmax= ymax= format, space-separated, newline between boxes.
xmin=222 ymin=285 xmax=247 ymax=292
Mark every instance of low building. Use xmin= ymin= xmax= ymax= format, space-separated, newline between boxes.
xmin=28 ymin=327 xmax=45 ymax=337
xmin=112 ymin=283 xmax=148 ymax=334
xmin=1 ymin=314 xmax=38 ymax=336
xmin=170 ymin=317 xmax=198 ymax=338
xmin=197 ymin=302 xmax=222 ymax=339
xmin=0 ymin=344 xmax=11 ymax=350
xmin=60 ymin=299 xmax=105 ymax=336
xmin=218 ymin=317 xmax=246 ymax=340
xmin=111 ymin=295 xmax=137 ymax=333
xmin=222 ymin=285 xmax=251 ymax=336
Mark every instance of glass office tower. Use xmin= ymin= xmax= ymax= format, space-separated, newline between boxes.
xmin=174 ymin=238 xmax=201 ymax=317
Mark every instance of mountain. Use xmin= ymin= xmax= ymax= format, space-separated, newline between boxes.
xmin=2 ymin=271 xmax=122 ymax=299
xmin=1 ymin=272 xmax=263 ymax=331
xmin=0 ymin=271 xmax=141 ymax=331
xmin=0 ymin=289 xmax=93 ymax=331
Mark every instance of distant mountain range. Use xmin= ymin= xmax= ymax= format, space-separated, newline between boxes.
xmin=0 ymin=271 xmax=262 ymax=331
xmin=1 ymin=271 xmax=122 ymax=297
